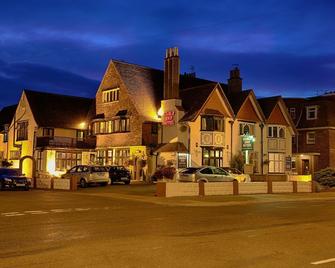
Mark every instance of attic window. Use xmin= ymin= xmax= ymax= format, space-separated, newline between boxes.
xmin=306 ymin=106 xmax=317 ymax=120
xmin=103 ymin=88 xmax=120 ymax=103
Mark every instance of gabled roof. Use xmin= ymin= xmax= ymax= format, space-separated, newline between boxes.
xmin=223 ymin=89 xmax=252 ymax=115
xmin=24 ymin=90 xmax=95 ymax=129
xmin=110 ymin=60 xmax=219 ymax=120
xmin=0 ymin=104 xmax=17 ymax=131
xmin=258 ymin=96 xmax=282 ymax=119
xmin=180 ymin=83 xmax=233 ymax=122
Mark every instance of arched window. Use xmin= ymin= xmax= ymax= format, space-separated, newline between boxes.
xmin=243 ymin=125 xmax=250 ymax=135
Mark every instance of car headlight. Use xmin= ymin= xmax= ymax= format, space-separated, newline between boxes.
xmin=4 ymin=178 xmax=12 ymax=183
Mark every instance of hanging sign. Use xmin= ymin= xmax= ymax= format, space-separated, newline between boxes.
xmin=242 ymin=135 xmax=254 ymax=151
xmin=163 ymin=111 xmax=175 ymax=126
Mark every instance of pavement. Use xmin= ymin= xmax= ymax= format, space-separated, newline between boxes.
xmin=1 ymin=184 xmax=335 ymax=267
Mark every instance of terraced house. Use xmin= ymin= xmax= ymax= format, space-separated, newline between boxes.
xmin=92 ymin=47 xmax=297 ymax=179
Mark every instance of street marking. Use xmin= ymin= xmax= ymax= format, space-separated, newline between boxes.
xmin=24 ymin=210 xmax=49 ymax=214
xmin=75 ymin=208 xmax=91 ymax=211
xmin=1 ymin=212 xmax=25 ymax=217
xmin=311 ymin=258 xmax=335 ymax=265
xmin=50 ymin=208 xmax=73 ymax=213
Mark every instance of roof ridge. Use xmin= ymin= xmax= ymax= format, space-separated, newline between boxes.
xmin=112 ymin=59 xmax=163 ymax=72
xmin=24 ymin=89 xmax=94 ymax=101
xmin=180 ymin=82 xmax=217 ymax=92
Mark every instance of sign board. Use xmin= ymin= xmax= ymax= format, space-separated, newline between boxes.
xmin=178 ymin=153 xmax=188 ymax=169
xmin=163 ymin=111 xmax=175 ymax=126
xmin=241 ymin=135 xmax=254 ymax=151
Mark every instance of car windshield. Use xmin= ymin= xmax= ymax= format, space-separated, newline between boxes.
xmin=0 ymin=169 xmax=21 ymax=176
xmin=180 ymin=168 xmax=200 ymax=174
xmin=91 ymin=166 xmax=106 ymax=173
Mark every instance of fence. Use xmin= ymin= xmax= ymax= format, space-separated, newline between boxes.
xmin=156 ymin=181 xmax=316 ymax=197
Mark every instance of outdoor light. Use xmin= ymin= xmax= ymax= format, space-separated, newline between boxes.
xmin=79 ymin=122 xmax=87 ymax=129
xmin=157 ymin=107 xmax=163 ymax=118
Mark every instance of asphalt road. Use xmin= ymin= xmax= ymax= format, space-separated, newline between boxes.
xmin=1 ymin=185 xmax=335 ymax=268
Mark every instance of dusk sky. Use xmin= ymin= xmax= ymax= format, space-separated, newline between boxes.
xmin=0 ymin=0 xmax=334 ymax=108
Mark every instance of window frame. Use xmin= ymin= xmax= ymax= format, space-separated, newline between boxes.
xmin=16 ymin=121 xmax=28 ymax=141
xmin=102 ymin=88 xmax=120 ymax=103
xmin=306 ymin=106 xmax=318 ymax=120
xmin=201 ymin=116 xmax=224 ymax=132
xmin=306 ymin=131 xmax=316 ymax=145
xmin=289 ymin=107 xmax=296 ymax=120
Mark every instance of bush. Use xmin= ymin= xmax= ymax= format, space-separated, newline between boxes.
xmin=314 ymin=168 xmax=335 ymax=188
xmin=151 ymin=166 xmax=176 ymax=181
xmin=230 ymin=152 xmax=244 ymax=171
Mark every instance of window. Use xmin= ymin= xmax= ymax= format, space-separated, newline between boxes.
xmin=306 ymin=132 xmax=316 ymax=144
xmin=306 ymin=106 xmax=318 ymax=120
xmin=102 ymin=88 xmax=120 ymax=103
xmin=3 ymin=132 xmax=8 ymax=143
xmin=76 ymin=130 xmax=86 ymax=141
xmin=268 ymin=153 xmax=285 ymax=173
xmin=114 ymin=148 xmax=130 ymax=166
xmin=10 ymin=150 xmax=20 ymax=160
xmin=55 ymin=152 xmax=82 ymax=171
xmin=201 ymin=116 xmax=224 ymax=132
xmin=200 ymin=168 xmax=213 ymax=174
xmin=289 ymin=108 xmax=296 ymax=120
xmin=268 ymin=126 xmax=285 ymax=138
xmin=239 ymin=122 xmax=254 ymax=135
xmin=92 ymin=118 xmax=130 ymax=134
xmin=202 ymin=147 xmax=223 ymax=167
xmin=17 ymin=121 xmax=28 ymax=141
xmin=36 ymin=150 xmax=43 ymax=171
xmin=43 ymin=128 xmax=54 ymax=137
xmin=97 ymin=150 xmax=106 ymax=165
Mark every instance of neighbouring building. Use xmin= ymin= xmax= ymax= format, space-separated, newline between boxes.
xmin=285 ymin=93 xmax=335 ymax=174
xmin=5 ymin=90 xmax=96 ymax=178
xmin=0 ymin=105 xmax=17 ymax=164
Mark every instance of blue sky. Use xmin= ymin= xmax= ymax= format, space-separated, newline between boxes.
xmin=0 ymin=0 xmax=334 ymax=107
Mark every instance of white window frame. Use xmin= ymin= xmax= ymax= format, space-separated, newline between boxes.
xmin=289 ymin=108 xmax=296 ymax=120
xmin=239 ymin=122 xmax=255 ymax=135
xmin=268 ymin=125 xmax=285 ymax=138
xmin=306 ymin=131 xmax=316 ymax=144
xmin=306 ymin=106 xmax=318 ymax=120
xmin=102 ymin=88 xmax=120 ymax=103
xmin=268 ymin=153 xmax=285 ymax=174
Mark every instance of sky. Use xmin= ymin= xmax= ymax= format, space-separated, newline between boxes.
xmin=0 ymin=0 xmax=334 ymax=108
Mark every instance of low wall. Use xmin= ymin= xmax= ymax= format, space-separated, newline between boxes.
xmin=156 ymin=181 xmax=315 ymax=197
xmin=288 ymin=175 xmax=312 ymax=182
xmin=251 ymin=174 xmax=288 ymax=182
xmin=35 ymin=178 xmax=73 ymax=191
xmin=53 ymin=179 xmax=71 ymax=190
xmin=36 ymin=178 xmax=52 ymax=189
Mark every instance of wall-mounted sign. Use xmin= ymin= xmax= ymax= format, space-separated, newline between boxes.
xmin=163 ymin=111 xmax=175 ymax=126
xmin=241 ymin=135 xmax=254 ymax=151
xmin=178 ymin=153 xmax=188 ymax=169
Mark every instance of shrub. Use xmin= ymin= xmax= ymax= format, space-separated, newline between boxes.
xmin=314 ymin=168 xmax=335 ymax=188
xmin=162 ymin=166 xmax=176 ymax=179
xmin=230 ymin=152 xmax=244 ymax=171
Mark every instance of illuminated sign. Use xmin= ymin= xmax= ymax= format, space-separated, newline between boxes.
xmin=163 ymin=111 xmax=175 ymax=126
xmin=242 ymin=135 xmax=255 ymax=151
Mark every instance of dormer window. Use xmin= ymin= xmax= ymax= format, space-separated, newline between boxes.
xmin=289 ymin=108 xmax=296 ymax=120
xmin=102 ymin=88 xmax=120 ymax=103
xmin=268 ymin=126 xmax=285 ymax=138
xmin=306 ymin=106 xmax=317 ymax=120
xmin=239 ymin=122 xmax=254 ymax=135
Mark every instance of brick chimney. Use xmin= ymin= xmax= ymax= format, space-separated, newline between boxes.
xmin=228 ymin=67 xmax=242 ymax=93
xmin=164 ymin=47 xmax=180 ymax=99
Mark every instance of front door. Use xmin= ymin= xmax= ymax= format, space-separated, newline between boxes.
xmin=302 ymin=159 xmax=310 ymax=175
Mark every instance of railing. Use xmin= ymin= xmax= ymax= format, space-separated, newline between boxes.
xmin=268 ymin=138 xmax=286 ymax=151
xmin=36 ymin=136 xmax=96 ymax=149
xmin=200 ymin=131 xmax=225 ymax=146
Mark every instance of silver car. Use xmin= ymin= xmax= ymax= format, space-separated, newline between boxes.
xmin=62 ymin=165 xmax=109 ymax=188
xmin=178 ymin=166 xmax=236 ymax=183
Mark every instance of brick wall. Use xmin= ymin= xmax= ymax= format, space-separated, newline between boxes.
xmin=95 ymin=62 xmax=144 ymax=147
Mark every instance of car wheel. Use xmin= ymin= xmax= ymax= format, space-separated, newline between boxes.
xmin=80 ymin=178 xmax=87 ymax=188
xmin=124 ymin=180 xmax=130 ymax=185
xmin=0 ymin=182 xmax=3 ymax=191
xmin=100 ymin=182 xmax=108 ymax=186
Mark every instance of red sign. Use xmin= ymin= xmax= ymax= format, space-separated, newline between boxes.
xmin=163 ymin=111 xmax=175 ymax=126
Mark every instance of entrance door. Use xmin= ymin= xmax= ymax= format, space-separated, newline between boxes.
xmin=302 ymin=159 xmax=310 ymax=175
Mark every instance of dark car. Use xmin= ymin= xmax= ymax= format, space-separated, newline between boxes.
xmin=0 ymin=168 xmax=30 ymax=190
xmin=107 ymin=166 xmax=131 ymax=185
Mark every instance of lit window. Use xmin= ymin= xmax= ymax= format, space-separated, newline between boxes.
xmin=306 ymin=132 xmax=316 ymax=144
xmin=306 ymin=106 xmax=317 ymax=120
xmin=268 ymin=153 xmax=285 ymax=173
xmin=10 ymin=150 xmax=20 ymax=160
xmin=239 ymin=123 xmax=254 ymax=135
xmin=201 ymin=116 xmax=224 ymax=132
xmin=43 ymin=128 xmax=54 ymax=137
xmin=55 ymin=151 xmax=81 ymax=171
xmin=102 ymin=88 xmax=120 ymax=103
xmin=268 ymin=126 xmax=285 ymax=138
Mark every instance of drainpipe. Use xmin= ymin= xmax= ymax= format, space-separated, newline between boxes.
xmin=259 ymin=123 xmax=264 ymax=175
xmin=229 ymin=120 xmax=234 ymax=164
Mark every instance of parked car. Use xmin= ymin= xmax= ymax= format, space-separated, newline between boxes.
xmin=106 ymin=166 xmax=131 ymax=185
xmin=0 ymin=168 xmax=30 ymax=190
xmin=221 ymin=167 xmax=251 ymax=182
xmin=61 ymin=165 xmax=109 ymax=188
xmin=178 ymin=166 xmax=236 ymax=183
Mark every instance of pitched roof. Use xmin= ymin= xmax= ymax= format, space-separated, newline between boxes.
xmin=223 ymin=89 xmax=253 ymax=115
xmin=111 ymin=60 xmax=218 ymax=120
xmin=24 ymin=90 xmax=95 ymax=129
xmin=258 ymin=96 xmax=282 ymax=119
xmin=0 ymin=104 xmax=17 ymax=131
xmin=179 ymin=83 xmax=218 ymax=122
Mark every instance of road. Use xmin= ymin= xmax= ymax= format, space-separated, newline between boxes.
xmin=1 ymin=185 xmax=335 ymax=267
